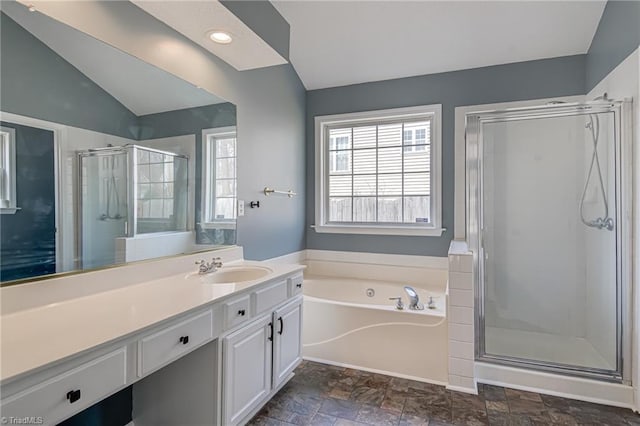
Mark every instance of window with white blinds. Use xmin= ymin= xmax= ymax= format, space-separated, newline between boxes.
xmin=315 ymin=105 xmax=443 ymax=236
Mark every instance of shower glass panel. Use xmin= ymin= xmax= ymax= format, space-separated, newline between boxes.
xmin=470 ymin=101 xmax=626 ymax=381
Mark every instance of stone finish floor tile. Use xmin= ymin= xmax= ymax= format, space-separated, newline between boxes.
xmin=247 ymin=361 xmax=640 ymax=426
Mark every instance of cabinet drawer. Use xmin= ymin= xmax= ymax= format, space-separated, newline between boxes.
xmin=253 ymin=280 xmax=287 ymax=315
xmin=1 ymin=347 xmax=126 ymax=426
xmin=289 ymin=273 xmax=304 ymax=297
xmin=224 ymin=295 xmax=251 ymax=329
xmin=138 ymin=309 xmax=213 ymax=377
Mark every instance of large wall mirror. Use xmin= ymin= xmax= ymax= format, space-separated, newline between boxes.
xmin=0 ymin=2 xmax=238 ymax=284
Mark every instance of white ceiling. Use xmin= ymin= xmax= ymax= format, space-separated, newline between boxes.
xmin=131 ymin=0 xmax=288 ymax=71
xmin=4 ymin=1 xmax=226 ymax=116
xmin=272 ymin=1 xmax=606 ymax=90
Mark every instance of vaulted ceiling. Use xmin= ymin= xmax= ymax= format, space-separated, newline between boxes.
xmin=272 ymin=1 xmax=606 ymax=90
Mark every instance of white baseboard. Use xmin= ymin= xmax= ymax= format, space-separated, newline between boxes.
xmin=446 ymin=384 xmax=478 ymax=395
xmin=476 ymin=361 xmax=635 ymax=410
xmin=264 ymin=250 xmax=307 ymax=264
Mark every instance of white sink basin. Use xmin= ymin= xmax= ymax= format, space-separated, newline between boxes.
xmin=186 ymin=266 xmax=273 ymax=284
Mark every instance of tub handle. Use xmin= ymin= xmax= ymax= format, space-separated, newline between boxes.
xmin=389 ymin=297 xmax=404 ymax=310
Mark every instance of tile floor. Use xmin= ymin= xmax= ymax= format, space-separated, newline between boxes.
xmin=247 ymin=360 xmax=640 ymax=426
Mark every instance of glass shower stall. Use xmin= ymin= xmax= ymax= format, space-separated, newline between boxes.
xmin=466 ymin=99 xmax=631 ymax=382
xmin=77 ymin=145 xmax=188 ymax=269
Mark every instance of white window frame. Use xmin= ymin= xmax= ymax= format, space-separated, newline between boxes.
xmin=201 ymin=126 xmax=237 ymax=230
xmin=0 ymin=126 xmax=17 ymax=214
xmin=314 ymin=104 xmax=443 ymax=236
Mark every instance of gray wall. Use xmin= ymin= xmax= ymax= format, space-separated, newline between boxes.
xmin=306 ymin=55 xmax=587 ymax=257
xmin=586 ymin=0 xmax=640 ymax=91
xmin=0 ymin=13 xmax=138 ymax=140
xmin=0 ymin=122 xmax=56 ymax=281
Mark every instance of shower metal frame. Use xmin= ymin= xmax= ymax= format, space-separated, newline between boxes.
xmin=466 ymin=99 xmax=632 ymax=383
xmin=76 ymin=145 xmax=189 ymax=269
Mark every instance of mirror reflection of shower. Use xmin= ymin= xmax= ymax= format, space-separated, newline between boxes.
xmin=580 ymin=95 xmax=614 ymax=231
xmin=78 ymin=145 xmax=189 ymax=269
xmin=100 ymin=146 xmax=125 ymax=221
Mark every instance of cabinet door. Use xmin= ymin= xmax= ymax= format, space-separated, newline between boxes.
xmin=273 ymin=297 xmax=303 ymax=388
xmin=222 ymin=314 xmax=273 ymax=426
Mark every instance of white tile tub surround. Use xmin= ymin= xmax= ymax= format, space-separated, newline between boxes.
xmin=447 ymin=240 xmax=477 ymax=394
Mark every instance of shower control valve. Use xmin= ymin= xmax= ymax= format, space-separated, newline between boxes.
xmin=427 ymin=296 xmax=436 ymax=310
xmin=389 ymin=297 xmax=404 ymax=310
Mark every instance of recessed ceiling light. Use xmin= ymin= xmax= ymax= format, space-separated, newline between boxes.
xmin=208 ymin=31 xmax=233 ymax=45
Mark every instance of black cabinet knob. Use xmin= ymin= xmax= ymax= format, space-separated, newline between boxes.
xmin=238 ymin=309 xmax=246 ymax=316
xmin=67 ymin=389 xmax=81 ymax=404
xmin=179 ymin=335 xmax=189 ymax=345
xmin=296 ymin=283 xmax=302 ymax=288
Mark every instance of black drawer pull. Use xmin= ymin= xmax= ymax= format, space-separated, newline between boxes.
xmin=278 ymin=317 xmax=284 ymax=335
xmin=67 ymin=389 xmax=81 ymax=404
xmin=237 ymin=309 xmax=246 ymax=316
xmin=295 ymin=283 xmax=302 ymax=289
xmin=179 ymin=335 xmax=189 ymax=345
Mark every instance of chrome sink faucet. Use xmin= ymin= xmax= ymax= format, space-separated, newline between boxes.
xmin=195 ymin=257 xmax=223 ymax=274
xmin=404 ymin=286 xmax=424 ymax=310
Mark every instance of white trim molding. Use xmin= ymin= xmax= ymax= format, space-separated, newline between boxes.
xmin=314 ymin=104 xmax=443 ymax=237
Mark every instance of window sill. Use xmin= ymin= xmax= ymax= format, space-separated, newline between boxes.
xmin=199 ymin=222 xmax=237 ymax=230
xmin=312 ymin=224 xmax=445 ymax=237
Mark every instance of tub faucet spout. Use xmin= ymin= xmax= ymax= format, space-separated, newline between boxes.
xmin=404 ymin=286 xmax=424 ymax=310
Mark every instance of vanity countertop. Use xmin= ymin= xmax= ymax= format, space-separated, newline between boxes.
xmin=0 ymin=260 xmax=304 ymax=384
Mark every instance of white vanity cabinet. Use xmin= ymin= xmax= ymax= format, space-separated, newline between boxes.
xmin=222 ymin=314 xmax=273 ymax=425
xmin=273 ymin=298 xmax=303 ymax=388
xmin=221 ymin=296 xmax=303 ymax=426
xmin=0 ymin=347 xmax=127 ymax=426
xmin=1 ymin=262 xmax=304 ymax=426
